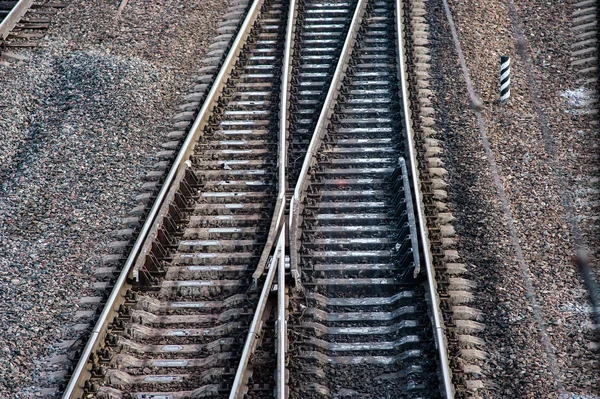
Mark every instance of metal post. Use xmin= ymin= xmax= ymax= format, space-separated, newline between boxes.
xmin=500 ymin=55 xmax=511 ymax=102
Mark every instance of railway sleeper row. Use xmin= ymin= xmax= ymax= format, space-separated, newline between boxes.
xmin=80 ymin=0 xmax=288 ymax=397
xmin=60 ymin=0 xmax=461 ymax=397
xmin=287 ymin=0 xmax=358 ymax=187
xmin=0 ymin=1 xmax=65 ymax=49
xmin=287 ymin=1 xmax=441 ymax=398
xmin=399 ymin=0 xmax=486 ymax=394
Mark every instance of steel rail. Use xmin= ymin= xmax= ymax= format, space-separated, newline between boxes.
xmin=276 ymin=224 xmax=287 ymax=399
xmin=252 ymin=0 xmax=297 ymax=282
xmin=275 ymin=0 xmax=296 ymax=396
xmin=396 ymin=0 xmax=454 ymax=396
xmin=252 ymin=186 xmax=284 ymax=284
xmin=228 ymin=226 xmax=284 ymax=399
xmin=130 ymin=0 xmax=267 ymax=283
xmin=288 ymin=0 xmax=368 ymax=289
xmin=231 ymin=0 xmax=295 ymax=393
xmin=399 ymin=157 xmax=421 ymax=278
xmin=60 ymin=0 xmax=266 ymax=395
xmin=0 ymin=0 xmax=34 ymax=40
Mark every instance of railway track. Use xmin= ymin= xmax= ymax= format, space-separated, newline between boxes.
xmin=0 ymin=0 xmax=64 ymax=48
xmin=286 ymin=0 xmax=442 ymax=395
xmin=60 ymin=0 xmax=458 ymax=397
xmin=0 ymin=0 xmax=34 ymax=40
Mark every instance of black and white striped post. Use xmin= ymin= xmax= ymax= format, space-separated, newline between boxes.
xmin=500 ymin=55 xmax=510 ymax=102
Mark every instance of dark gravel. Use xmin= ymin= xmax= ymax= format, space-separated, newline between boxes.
xmin=0 ymin=0 xmax=232 ymax=396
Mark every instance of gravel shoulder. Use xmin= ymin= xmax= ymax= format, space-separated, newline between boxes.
xmin=426 ymin=0 xmax=599 ymax=396
xmin=0 ymin=1 xmax=231 ymax=396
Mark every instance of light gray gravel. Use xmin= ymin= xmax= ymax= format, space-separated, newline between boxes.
xmin=426 ymin=0 xmax=599 ymax=397
xmin=0 ymin=0 xmax=232 ymax=397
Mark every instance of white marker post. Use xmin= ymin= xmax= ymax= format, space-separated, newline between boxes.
xmin=500 ymin=55 xmax=510 ymax=102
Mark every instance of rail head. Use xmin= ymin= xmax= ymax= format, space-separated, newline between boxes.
xmin=243 ymin=0 xmax=296 ymax=394
xmin=395 ymin=0 xmax=454 ymax=396
xmin=251 ymin=0 xmax=297 ymax=282
xmin=61 ymin=0 xmax=266 ymax=396
xmin=398 ymin=157 xmax=422 ymax=278
xmin=0 ymin=0 xmax=34 ymax=40
xmin=275 ymin=226 xmax=288 ymax=399
xmin=228 ymin=225 xmax=287 ymax=399
xmin=228 ymin=227 xmax=284 ymax=399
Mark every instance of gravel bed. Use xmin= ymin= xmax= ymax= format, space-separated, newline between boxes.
xmin=0 ymin=0 xmax=231 ymax=397
xmin=426 ymin=0 xmax=598 ymax=397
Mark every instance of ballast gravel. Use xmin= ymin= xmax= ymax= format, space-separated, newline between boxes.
xmin=0 ymin=0 xmax=231 ymax=396
xmin=426 ymin=0 xmax=598 ymax=397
